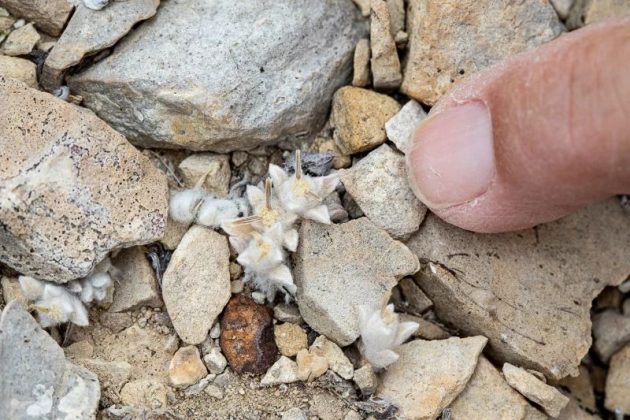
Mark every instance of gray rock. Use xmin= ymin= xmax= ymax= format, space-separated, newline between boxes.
xmin=0 ymin=301 xmax=100 ymax=419
xmin=0 ymin=0 xmax=72 ymax=36
xmin=353 ymin=364 xmax=378 ymax=396
xmin=294 ymin=218 xmax=419 ymax=346
xmin=384 ymin=99 xmax=427 ymax=154
xmin=273 ymin=303 xmax=303 ymax=324
xmin=339 ymin=144 xmax=426 ymax=239
xmin=203 ymin=347 xmax=228 ymax=374
xmin=110 ymin=246 xmax=162 ymax=312
xmin=260 ymin=356 xmax=299 ymax=386
xmin=377 ymin=336 xmax=487 ymax=419
xmin=41 ymin=0 xmax=160 ymax=90
xmin=450 ymin=357 xmax=536 ymax=420
xmin=0 ymin=55 xmax=37 ymax=87
xmin=503 ymin=363 xmax=569 ymax=417
xmin=0 ymin=77 xmax=168 ymax=282
xmin=162 ymin=226 xmax=231 ymax=344
xmin=0 ymin=22 xmax=40 ymax=56
xmin=605 ymin=344 xmax=630 ymax=414
xmin=69 ymin=0 xmax=367 ymax=152
xmin=592 ymin=310 xmax=630 ymax=362
xmin=408 ymin=199 xmax=630 ymax=379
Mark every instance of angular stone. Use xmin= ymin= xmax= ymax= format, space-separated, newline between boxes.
xmin=384 ymin=99 xmax=427 ymax=154
xmin=203 ymin=346 xmax=228 ymax=374
xmin=220 ymin=294 xmax=278 ymax=374
xmin=592 ymin=310 xmax=630 ymax=363
xmin=568 ymin=0 xmax=630 ymax=28
xmin=352 ymin=38 xmax=370 ymax=87
xmin=110 ymin=246 xmax=162 ymax=312
xmin=68 ymin=0 xmax=366 ymax=151
xmin=557 ymin=398 xmax=601 ymax=420
xmin=0 ymin=55 xmax=37 ymax=87
xmin=178 ymin=153 xmax=231 ymax=197
xmin=503 ymin=363 xmax=569 ymax=417
xmin=274 ymin=303 xmax=303 ymax=324
xmin=310 ymin=335 xmax=354 ymax=380
xmin=41 ymin=0 xmax=160 ymax=90
xmin=408 ymin=200 xmax=630 ymax=379
xmin=400 ymin=314 xmax=450 ymax=340
xmin=0 ymin=301 xmax=100 ymax=419
xmin=401 ymin=0 xmax=564 ymax=105
xmin=0 ymin=0 xmax=72 ymax=36
xmin=169 ymin=345 xmax=208 ymax=388
xmin=331 ymin=86 xmax=401 ymax=155
xmin=163 ymin=226 xmax=231 ymax=344
xmin=260 ymin=356 xmax=299 ymax=386
xmin=0 ymin=22 xmax=40 ymax=56
xmin=605 ymin=344 xmax=630 ymax=413
xmin=397 ymin=277 xmax=432 ymax=315
xmin=550 ymin=0 xmax=575 ymax=19
xmin=369 ymin=0 xmax=401 ymax=90
xmin=120 ymin=379 xmax=168 ymax=409
xmin=450 ymin=357 xmax=534 ymax=419
xmin=354 ymin=364 xmax=378 ymax=396
xmin=274 ymin=323 xmax=308 ymax=358
xmin=0 ymin=77 xmax=168 ymax=282
xmin=386 ymin=0 xmax=405 ymax=37
xmin=339 ymin=144 xmax=426 ymax=239
xmin=294 ymin=218 xmax=419 ymax=346
xmin=377 ymin=336 xmax=487 ymax=419
xmin=296 ymin=348 xmax=329 ymax=382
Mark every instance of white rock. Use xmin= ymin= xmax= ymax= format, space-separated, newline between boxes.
xmin=377 ymin=337 xmax=487 ymax=419
xmin=294 ymin=218 xmax=419 ymax=346
xmin=339 ymin=144 xmax=427 ymax=239
xmin=282 ymin=408 xmax=308 ymax=420
xmin=384 ymin=100 xmax=427 ymax=154
xmin=162 ymin=226 xmax=231 ymax=344
xmin=203 ymin=347 xmax=228 ymax=374
xmin=503 ymin=363 xmax=569 ymax=417
xmin=68 ymin=0 xmax=367 ymax=151
xmin=260 ymin=356 xmax=299 ymax=386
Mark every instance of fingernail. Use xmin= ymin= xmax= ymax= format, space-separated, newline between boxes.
xmin=407 ymin=101 xmax=495 ymax=209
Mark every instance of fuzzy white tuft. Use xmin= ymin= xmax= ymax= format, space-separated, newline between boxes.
xmin=19 ymin=276 xmax=89 ymax=328
xmin=358 ymin=304 xmax=419 ymax=370
xmin=169 ymin=188 xmax=205 ymax=224
xmin=196 ymin=197 xmax=240 ymax=228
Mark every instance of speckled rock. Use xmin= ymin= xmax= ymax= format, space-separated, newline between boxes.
xmin=339 ymin=144 xmax=426 ymax=239
xmin=162 ymin=226 xmax=231 ymax=344
xmin=409 ymin=199 xmax=630 ymax=379
xmin=274 ymin=323 xmax=308 ymax=358
xmin=401 ymin=0 xmax=564 ymax=105
xmin=503 ymin=363 xmax=569 ymax=417
xmin=0 ymin=0 xmax=72 ymax=36
xmin=605 ymin=344 xmax=630 ymax=413
xmin=450 ymin=357 xmax=535 ymax=420
xmin=110 ymin=246 xmax=162 ymax=312
xmin=0 ymin=22 xmax=40 ymax=56
xmin=178 ymin=153 xmax=231 ymax=197
xmin=0 ymin=301 xmax=100 ymax=419
xmin=220 ymin=294 xmax=278 ymax=374
xmin=0 ymin=77 xmax=168 ymax=282
xmin=294 ymin=218 xmax=419 ymax=346
xmin=330 ymin=86 xmax=401 ymax=155
xmin=68 ymin=0 xmax=367 ymax=151
xmin=169 ymin=345 xmax=208 ymax=388
xmin=377 ymin=337 xmax=487 ymax=419
xmin=41 ymin=0 xmax=160 ymax=90
xmin=0 ymin=55 xmax=37 ymax=87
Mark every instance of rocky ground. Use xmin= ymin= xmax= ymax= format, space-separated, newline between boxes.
xmin=0 ymin=0 xmax=629 ymax=419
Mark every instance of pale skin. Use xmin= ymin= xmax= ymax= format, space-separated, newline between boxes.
xmin=406 ymin=18 xmax=630 ymax=233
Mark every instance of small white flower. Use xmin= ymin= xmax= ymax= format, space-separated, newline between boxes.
xmin=169 ymin=188 xmax=205 ymax=224
xmin=19 ymin=276 xmax=89 ymax=328
xmin=358 ymin=304 xmax=419 ymax=370
xmin=269 ymin=150 xmax=339 ymax=224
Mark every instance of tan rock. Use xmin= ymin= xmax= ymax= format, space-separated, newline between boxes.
xmin=557 ymin=398 xmax=602 ymax=420
xmin=377 ymin=336 xmax=487 ymax=419
xmin=274 ymin=323 xmax=308 ymax=357
xmin=503 ymin=363 xmax=569 ymax=417
xmin=110 ymin=246 xmax=162 ymax=312
xmin=178 ymin=153 xmax=231 ymax=197
xmin=0 ymin=55 xmax=37 ymax=87
xmin=554 ymin=365 xmax=596 ymax=412
xmin=169 ymin=345 xmax=208 ymax=388
xmin=162 ymin=226 xmax=231 ymax=344
xmin=400 ymin=314 xmax=450 ymax=340
xmin=0 ymin=22 xmax=40 ymax=56
xmin=294 ymin=218 xmax=419 ymax=346
xmin=592 ymin=309 xmax=630 ymax=362
xmin=296 ymin=348 xmax=329 ymax=382
xmin=0 ymin=0 xmax=72 ymax=36
xmin=353 ymin=364 xmax=378 ymax=396
xmin=0 ymin=276 xmax=27 ymax=306
xmin=401 ymin=0 xmax=564 ymax=105
xmin=41 ymin=0 xmax=160 ymax=90
xmin=0 ymin=77 xmax=168 ymax=282
xmin=161 ymin=216 xmax=189 ymax=250
xmin=120 ymin=379 xmax=168 ymax=409
xmin=568 ymin=0 xmax=630 ymax=28
xmin=386 ymin=0 xmax=405 ymax=37
xmin=605 ymin=344 xmax=630 ymax=413
xmin=0 ymin=15 xmax=16 ymax=33
xmin=450 ymin=357 xmax=534 ymax=420
xmin=408 ymin=200 xmax=630 ymax=379
xmin=260 ymin=356 xmax=299 ymax=386
xmin=352 ymin=38 xmax=370 ymax=87
xmin=339 ymin=144 xmax=426 ymax=239
xmin=369 ymin=0 xmax=401 ymax=90
xmin=330 ymin=86 xmax=401 ymax=155
xmin=310 ymin=335 xmax=354 ymax=380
